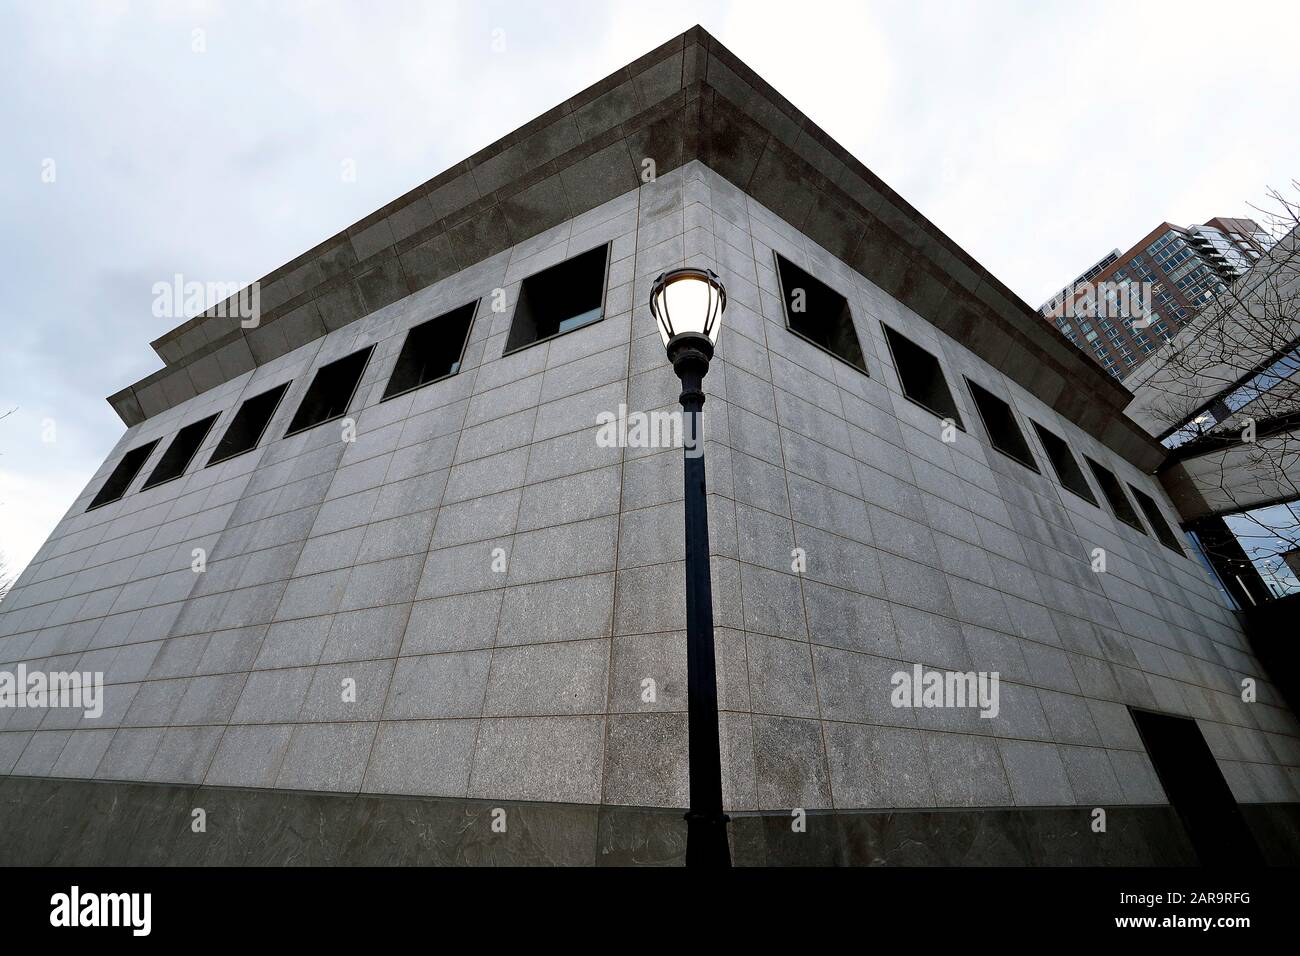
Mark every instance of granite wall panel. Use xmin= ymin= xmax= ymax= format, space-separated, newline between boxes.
xmin=2 ymin=165 xmax=1297 ymax=848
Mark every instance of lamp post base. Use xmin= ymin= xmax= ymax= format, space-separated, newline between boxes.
xmin=684 ymin=809 xmax=733 ymax=868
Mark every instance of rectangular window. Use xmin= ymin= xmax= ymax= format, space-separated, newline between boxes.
xmin=86 ymin=439 xmax=160 ymax=511
xmin=207 ymin=382 xmax=291 ymax=466
xmin=881 ymin=323 xmax=963 ymax=427
xmin=382 ymin=300 xmax=477 ymax=401
xmin=142 ymin=414 xmax=219 ymax=490
xmin=964 ymin=378 xmax=1038 ymax=471
xmin=505 ymin=244 xmax=609 ymax=354
xmin=1129 ymin=485 xmax=1185 ymax=554
xmin=1030 ymin=421 xmax=1097 ymax=504
xmin=1084 ymin=456 xmax=1146 ymax=532
xmin=284 ymin=345 xmax=375 ymax=437
xmin=774 ymin=253 xmax=867 ymax=373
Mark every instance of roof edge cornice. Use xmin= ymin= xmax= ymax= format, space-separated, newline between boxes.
xmin=109 ymin=25 xmax=1163 ymax=471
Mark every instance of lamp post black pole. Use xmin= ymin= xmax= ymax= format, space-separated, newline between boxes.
xmin=667 ymin=331 xmax=732 ymax=868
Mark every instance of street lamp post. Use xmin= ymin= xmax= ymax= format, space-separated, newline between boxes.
xmin=650 ymin=267 xmax=731 ymax=868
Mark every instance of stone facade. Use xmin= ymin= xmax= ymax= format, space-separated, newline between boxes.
xmin=3 ymin=161 xmax=1297 ymax=828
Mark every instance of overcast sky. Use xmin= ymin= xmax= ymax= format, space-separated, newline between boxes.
xmin=1 ymin=0 xmax=1297 ymax=580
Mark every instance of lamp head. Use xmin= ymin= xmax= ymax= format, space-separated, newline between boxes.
xmin=650 ymin=267 xmax=726 ymax=350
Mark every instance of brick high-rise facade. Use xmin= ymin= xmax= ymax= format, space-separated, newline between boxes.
xmin=1042 ymin=219 xmax=1274 ymax=381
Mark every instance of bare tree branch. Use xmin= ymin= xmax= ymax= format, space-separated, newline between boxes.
xmin=1129 ymin=183 xmax=1300 ymax=580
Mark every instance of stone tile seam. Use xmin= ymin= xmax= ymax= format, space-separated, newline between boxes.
xmin=14 ymin=722 xmax=1258 ymax=784
xmin=597 ymin=175 xmax=644 ymax=809
xmin=754 ymin=204 xmax=842 ymax=812
xmin=4 ymin=627 xmax=1289 ymax=729
xmin=0 ymin=574 xmax=1277 ymax=708
xmin=459 ymin=383 xmax=537 ymax=803
xmin=4 ymin=465 xmax=1205 ymax=622
xmin=1 ymin=718 xmax=1191 ymax=757
xmin=195 ymin=440 xmax=379 ymax=790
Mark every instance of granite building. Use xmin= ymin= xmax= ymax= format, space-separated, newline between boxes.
xmin=1 ymin=26 xmax=1297 ymax=866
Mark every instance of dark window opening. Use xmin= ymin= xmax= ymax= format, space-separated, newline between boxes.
xmin=86 ymin=440 xmax=160 ymax=511
xmin=1129 ymin=708 xmax=1262 ymax=866
xmin=207 ymin=382 xmax=291 ymax=466
xmin=284 ymin=345 xmax=375 ymax=437
xmin=1084 ymin=456 xmax=1147 ymax=532
xmin=382 ymin=300 xmax=477 ymax=401
xmin=1130 ymin=485 xmax=1185 ymax=555
xmin=142 ymin=414 xmax=219 ymax=490
xmin=1030 ymin=421 xmax=1097 ymax=505
xmin=964 ymin=378 xmax=1037 ymax=471
xmin=505 ymin=244 xmax=608 ymax=354
xmin=881 ymin=323 xmax=963 ymax=427
xmin=774 ymin=253 xmax=867 ymax=373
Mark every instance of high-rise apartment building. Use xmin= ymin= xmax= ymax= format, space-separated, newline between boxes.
xmin=1041 ymin=218 xmax=1275 ymax=381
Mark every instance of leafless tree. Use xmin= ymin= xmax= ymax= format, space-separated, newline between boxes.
xmin=1127 ymin=183 xmax=1300 ymax=588
xmin=0 ymin=551 xmax=13 ymax=604
xmin=0 ymin=406 xmax=15 ymax=602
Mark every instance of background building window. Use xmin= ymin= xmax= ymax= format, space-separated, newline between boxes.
xmin=285 ymin=345 xmax=375 ymax=437
xmin=965 ymin=378 xmax=1037 ymax=470
xmin=1030 ymin=421 xmax=1097 ymax=505
xmin=881 ymin=324 xmax=963 ymax=426
xmin=86 ymin=439 xmax=160 ymax=511
xmin=383 ymin=300 xmax=477 ymax=400
xmin=1084 ymin=456 xmax=1147 ymax=532
xmin=773 ymin=252 xmax=867 ymax=373
xmin=505 ymin=244 xmax=609 ymax=354
xmin=1129 ymin=485 xmax=1185 ymax=555
xmin=142 ymin=414 xmax=220 ymax=489
xmin=207 ymin=382 xmax=291 ymax=466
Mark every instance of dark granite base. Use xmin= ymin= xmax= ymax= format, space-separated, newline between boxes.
xmin=2 ymin=775 xmax=1296 ymax=865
